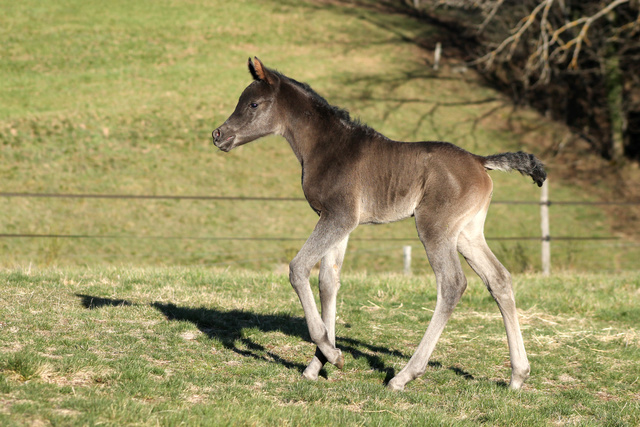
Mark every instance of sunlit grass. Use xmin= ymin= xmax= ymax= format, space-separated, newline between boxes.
xmin=0 ymin=267 xmax=638 ymax=425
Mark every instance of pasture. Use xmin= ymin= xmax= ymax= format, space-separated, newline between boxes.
xmin=1 ymin=0 xmax=635 ymax=273
xmin=1 ymin=1 xmax=639 ymax=424
xmin=1 ymin=268 xmax=638 ymax=425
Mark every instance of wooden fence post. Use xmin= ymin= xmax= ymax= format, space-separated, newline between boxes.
xmin=403 ymin=245 xmax=412 ymax=275
xmin=541 ymin=180 xmax=551 ymax=276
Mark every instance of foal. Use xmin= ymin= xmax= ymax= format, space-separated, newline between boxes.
xmin=213 ymin=57 xmax=546 ymax=391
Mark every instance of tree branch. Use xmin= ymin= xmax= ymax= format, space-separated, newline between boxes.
xmin=472 ymin=0 xmax=632 ymax=84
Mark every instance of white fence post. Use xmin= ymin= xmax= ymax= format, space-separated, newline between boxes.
xmin=403 ymin=245 xmax=412 ymax=275
xmin=434 ymin=42 xmax=442 ymax=71
xmin=540 ymin=180 xmax=551 ymax=276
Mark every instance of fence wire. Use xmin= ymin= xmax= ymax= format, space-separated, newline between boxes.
xmin=0 ymin=191 xmax=635 ymax=244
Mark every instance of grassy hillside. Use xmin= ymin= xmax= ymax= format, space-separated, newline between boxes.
xmin=0 ymin=0 xmax=635 ymax=272
xmin=1 ymin=268 xmax=638 ymax=425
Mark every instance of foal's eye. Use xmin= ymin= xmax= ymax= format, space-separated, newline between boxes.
xmin=249 ymin=103 xmax=259 ymax=109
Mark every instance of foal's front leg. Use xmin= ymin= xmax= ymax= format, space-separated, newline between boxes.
xmin=302 ymin=237 xmax=349 ymax=380
xmin=289 ymin=215 xmax=356 ymax=371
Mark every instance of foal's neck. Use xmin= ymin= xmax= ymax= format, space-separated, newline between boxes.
xmin=278 ymin=81 xmax=352 ymax=166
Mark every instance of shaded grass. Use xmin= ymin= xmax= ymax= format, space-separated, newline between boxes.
xmin=0 ymin=267 xmax=638 ymax=425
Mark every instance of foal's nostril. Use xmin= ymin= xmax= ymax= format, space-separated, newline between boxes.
xmin=213 ymin=128 xmax=221 ymax=142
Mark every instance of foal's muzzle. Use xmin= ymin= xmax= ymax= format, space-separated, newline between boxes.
xmin=212 ymin=127 xmax=235 ymax=152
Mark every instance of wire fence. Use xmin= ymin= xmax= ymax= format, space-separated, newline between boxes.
xmin=0 ymin=191 xmax=636 ymax=242
xmin=0 ymin=233 xmax=624 ymax=242
xmin=3 ymin=191 xmax=639 ymax=205
xmin=1 ymin=190 xmax=639 ymax=272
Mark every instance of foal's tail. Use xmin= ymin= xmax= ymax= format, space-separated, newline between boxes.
xmin=482 ymin=151 xmax=547 ymax=187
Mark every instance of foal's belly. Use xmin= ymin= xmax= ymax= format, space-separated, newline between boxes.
xmin=358 ymin=196 xmax=419 ymax=225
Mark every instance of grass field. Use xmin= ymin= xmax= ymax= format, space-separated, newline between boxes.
xmin=2 ymin=0 xmax=637 ymax=273
xmin=0 ymin=267 xmax=638 ymax=425
xmin=1 ymin=2 xmax=638 ymax=425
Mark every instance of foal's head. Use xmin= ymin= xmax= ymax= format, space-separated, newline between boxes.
xmin=212 ymin=57 xmax=282 ymax=151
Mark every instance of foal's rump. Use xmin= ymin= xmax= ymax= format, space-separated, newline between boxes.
xmin=356 ymin=140 xmax=493 ymax=224
xmin=356 ymin=140 xmax=547 ymax=229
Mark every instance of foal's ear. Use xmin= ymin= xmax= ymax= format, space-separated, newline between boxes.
xmin=248 ymin=57 xmax=277 ymax=85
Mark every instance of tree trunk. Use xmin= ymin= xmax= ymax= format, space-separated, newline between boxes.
xmin=621 ymin=52 xmax=640 ymax=161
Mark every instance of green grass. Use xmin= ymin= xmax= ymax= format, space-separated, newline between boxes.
xmin=0 ymin=267 xmax=638 ymax=425
xmin=0 ymin=0 xmax=637 ymax=272
xmin=1 ymin=5 xmax=637 ymax=424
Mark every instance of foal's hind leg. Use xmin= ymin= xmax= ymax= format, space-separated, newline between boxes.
xmin=388 ymin=221 xmax=468 ymax=391
xmin=302 ymin=236 xmax=349 ymax=380
xmin=458 ymin=213 xmax=530 ymax=389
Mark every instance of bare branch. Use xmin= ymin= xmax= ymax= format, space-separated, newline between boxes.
xmin=477 ymin=0 xmax=505 ymax=34
xmin=471 ymin=0 xmax=549 ymax=68
xmin=568 ymin=0 xmax=630 ymax=69
xmin=472 ymin=0 xmax=632 ymax=84
xmin=420 ymin=0 xmax=640 ymax=162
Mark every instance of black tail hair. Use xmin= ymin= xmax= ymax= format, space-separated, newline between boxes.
xmin=483 ymin=151 xmax=547 ymax=187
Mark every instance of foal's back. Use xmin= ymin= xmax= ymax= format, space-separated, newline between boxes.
xmin=343 ymin=135 xmax=492 ymax=225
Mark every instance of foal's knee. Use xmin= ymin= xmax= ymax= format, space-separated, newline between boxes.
xmin=318 ymin=262 xmax=340 ymax=293
xmin=289 ymin=258 xmax=310 ymax=288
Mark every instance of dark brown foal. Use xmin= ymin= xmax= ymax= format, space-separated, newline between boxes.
xmin=213 ymin=57 xmax=545 ymax=390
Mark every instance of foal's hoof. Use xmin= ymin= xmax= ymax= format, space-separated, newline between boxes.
xmin=509 ymin=366 xmax=530 ymax=390
xmin=301 ymin=357 xmax=323 ymax=380
xmin=333 ymin=351 xmax=344 ymax=370
xmin=508 ymin=376 xmax=527 ymax=390
xmin=301 ymin=370 xmax=319 ymax=381
xmin=387 ymin=377 xmax=405 ymax=392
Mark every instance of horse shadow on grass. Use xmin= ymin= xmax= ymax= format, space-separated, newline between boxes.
xmin=76 ymin=293 xmax=487 ymax=385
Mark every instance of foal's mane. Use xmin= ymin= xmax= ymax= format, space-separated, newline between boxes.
xmin=274 ymin=69 xmax=380 ymax=136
